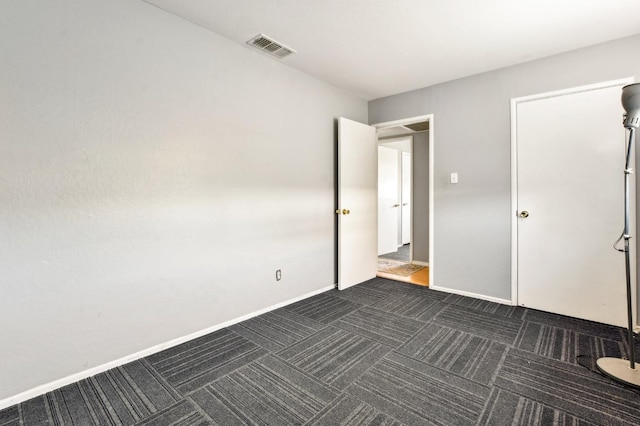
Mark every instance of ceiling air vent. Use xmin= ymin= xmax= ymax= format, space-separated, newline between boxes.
xmin=247 ymin=34 xmax=296 ymax=59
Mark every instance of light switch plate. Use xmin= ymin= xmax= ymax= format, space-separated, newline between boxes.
xmin=450 ymin=172 xmax=458 ymax=184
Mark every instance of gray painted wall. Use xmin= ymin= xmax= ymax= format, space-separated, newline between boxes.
xmin=412 ymin=132 xmax=429 ymax=263
xmin=369 ymin=34 xmax=640 ymax=301
xmin=0 ymin=0 xmax=366 ymax=401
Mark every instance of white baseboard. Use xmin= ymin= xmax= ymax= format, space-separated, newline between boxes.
xmin=429 ymin=284 xmax=512 ymax=305
xmin=412 ymin=260 xmax=429 ymax=267
xmin=0 ymin=285 xmax=335 ymax=411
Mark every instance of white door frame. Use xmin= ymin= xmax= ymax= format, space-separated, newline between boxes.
xmin=377 ymin=135 xmax=412 ymax=255
xmin=510 ymin=77 xmax=634 ymax=306
xmin=372 ymin=114 xmax=434 ymax=286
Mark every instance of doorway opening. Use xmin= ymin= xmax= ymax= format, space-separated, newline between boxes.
xmin=372 ymin=115 xmax=433 ymax=287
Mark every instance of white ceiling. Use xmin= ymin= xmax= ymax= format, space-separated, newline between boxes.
xmin=143 ymin=0 xmax=640 ymax=100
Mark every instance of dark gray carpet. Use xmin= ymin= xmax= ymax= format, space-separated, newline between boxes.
xmin=380 ymin=244 xmax=410 ymax=262
xmin=3 ymin=277 xmax=640 ymax=425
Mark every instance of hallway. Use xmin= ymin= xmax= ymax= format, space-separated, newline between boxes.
xmin=378 ymin=244 xmax=429 ymax=286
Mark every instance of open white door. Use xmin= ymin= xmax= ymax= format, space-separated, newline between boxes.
xmin=401 ymin=152 xmax=411 ymax=246
xmin=338 ymin=117 xmax=377 ymax=290
xmin=378 ymin=146 xmax=399 ymax=256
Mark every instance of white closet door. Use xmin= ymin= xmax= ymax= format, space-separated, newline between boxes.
xmin=515 ymin=83 xmax=634 ymax=327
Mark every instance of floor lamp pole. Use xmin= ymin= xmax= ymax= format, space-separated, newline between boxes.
xmin=623 ymin=127 xmax=635 ymax=371
xmin=596 ymin=84 xmax=640 ymax=388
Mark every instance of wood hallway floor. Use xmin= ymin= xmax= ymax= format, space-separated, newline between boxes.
xmin=377 ymin=266 xmax=429 ymax=287
xmin=378 ymin=244 xmax=429 ymax=286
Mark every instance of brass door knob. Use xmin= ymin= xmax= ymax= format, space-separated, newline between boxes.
xmin=393 ymin=204 xmax=400 ymax=208
xmin=519 ymin=211 xmax=529 ymax=218
xmin=342 ymin=209 xmax=351 ymax=215
xmin=336 ymin=209 xmax=341 ymax=214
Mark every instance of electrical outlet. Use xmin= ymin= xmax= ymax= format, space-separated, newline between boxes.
xmin=276 ymin=269 xmax=282 ymax=281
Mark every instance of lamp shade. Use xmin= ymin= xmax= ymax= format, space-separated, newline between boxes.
xmin=622 ymin=83 xmax=640 ymax=128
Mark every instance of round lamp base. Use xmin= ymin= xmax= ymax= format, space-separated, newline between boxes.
xmin=596 ymin=357 xmax=640 ymax=389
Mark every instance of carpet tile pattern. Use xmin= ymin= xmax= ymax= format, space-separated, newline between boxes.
xmin=433 ymin=303 xmax=523 ymax=345
xmin=478 ymin=388 xmax=594 ymax=426
xmin=306 ymin=394 xmax=402 ymax=426
xmin=515 ymin=321 xmax=626 ymax=365
xmin=330 ymin=285 xmax=389 ymax=306
xmin=332 ymin=306 xmax=424 ymax=347
xmin=278 ymin=327 xmax=392 ymax=390
xmin=146 ymin=328 xmax=268 ymax=394
xmin=444 ymin=294 xmax=526 ymax=319
xmin=283 ymin=292 xmax=362 ymax=324
xmin=399 ymin=323 xmax=507 ymax=386
xmin=495 ymin=348 xmax=640 ymax=425
xmin=191 ymin=355 xmax=338 ymax=425
xmin=3 ymin=276 xmax=640 ymax=425
xmin=372 ymin=288 xmax=446 ymax=319
xmin=8 ymin=359 xmax=182 ymax=425
xmin=228 ymin=308 xmax=326 ymax=352
xmin=347 ymin=351 xmax=490 ymax=425
xmin=135 ymin=399 xmax=209 ymax=425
